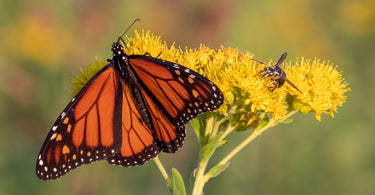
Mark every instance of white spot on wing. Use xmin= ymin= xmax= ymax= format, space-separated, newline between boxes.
xmin=50 ymin=133 xmax=57 ymax=140
xmin=61 ymin=112 xmax=66 ymax=119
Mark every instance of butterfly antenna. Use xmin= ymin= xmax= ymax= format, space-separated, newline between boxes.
xmin=118 ymin=18 xmax=141 ymax=44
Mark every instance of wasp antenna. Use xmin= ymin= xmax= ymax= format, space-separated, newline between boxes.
xmin=118 ymin=19 xmax=141 ymax=42
xmin=275 ymin=52 xmax=288 ymax=66
xmin=251 ymin=58 xmax=267 ymax=65
xmin=254 ymin=69 xmax=265 ymax=77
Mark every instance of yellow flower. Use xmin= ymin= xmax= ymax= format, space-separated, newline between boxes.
xmin=71 ymin=29 xmax=350 ymax=129
xmin=285 ymin=58 xmax=351 ymax=121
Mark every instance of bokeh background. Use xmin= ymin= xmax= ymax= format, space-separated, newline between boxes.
xmin=0 ymin=0 xmax=373 ymax=194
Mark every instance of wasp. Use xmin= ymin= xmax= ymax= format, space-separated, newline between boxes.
xmin=254 ymin=52 xmax=302 ymax=94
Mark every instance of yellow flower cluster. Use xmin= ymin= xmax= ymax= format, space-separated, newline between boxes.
xmin=71 ymin=29 xmax=350 ymax=123
xmin=286 ymin=58 xmax=350 ymax=121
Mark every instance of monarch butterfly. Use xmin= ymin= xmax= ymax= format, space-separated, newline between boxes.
xmin=36 ymin=21 xmax=224 ymax=181
xmin=255 ymin=52 xmax=303 ymax=94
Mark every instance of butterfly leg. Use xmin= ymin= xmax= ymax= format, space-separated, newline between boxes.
xmin=143 ymin=52 xmax=162 ymax=58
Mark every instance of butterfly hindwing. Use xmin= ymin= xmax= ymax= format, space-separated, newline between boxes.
xmin=141 ymin=88 xmax=186 ymax=153
xmin=36 ymin=65 xmax=122 ymax=180
xmin=106 ymin=82 xmax=159 ymax=167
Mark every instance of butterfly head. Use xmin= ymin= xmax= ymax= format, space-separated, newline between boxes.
xmin=111 ymin=18 xmax=140 ymax=62
xmin=112 ymin=42 xmax=126 ymax=57
xmin=110 ymin=41 xmax=130 ymax=76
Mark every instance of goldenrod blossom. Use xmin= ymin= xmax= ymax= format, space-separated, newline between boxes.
xmin=72 ymin=29 xmax=349 ymax=124
xmin=70 ymin=29 xmax=350 ymax=195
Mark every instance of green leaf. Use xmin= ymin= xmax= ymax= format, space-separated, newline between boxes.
xmin=190 ymin=118 xmax=204 ymax=139
xmin=167 ymin=168 xmax=186 ymax=195
xmin=217 ymin=140 xmax=228 ymax=147
xmin=200 ymin=132 xmax=223 ymax=161
xmin=167 ymin=176 xmax=173 ymax=192
xmin=255 ymin=116 xmax=269 ymax=131
xmin=279 ymin=118 xmax=294 ymax=124
xmin=205 ymin=162 xmax=230 ymax=180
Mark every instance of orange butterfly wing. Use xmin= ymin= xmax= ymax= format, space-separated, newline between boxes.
xmin=36 ymin=42 xmax=224 ymax=180
xmin=128 ymin=56 xmax=224 ymax=152
xmin=141 ymin=89 xmax=186 ymax=153
xmin=106 ymin=82 xmax=159 ymax=166
xmin=36 ymin=64 xmax=160 ymax=180
xmin=36 ymin=65 xmax=122 ymax=180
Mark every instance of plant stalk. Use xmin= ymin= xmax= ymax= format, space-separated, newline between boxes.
xmin=153 ymin=156 xmax=168 ymax=180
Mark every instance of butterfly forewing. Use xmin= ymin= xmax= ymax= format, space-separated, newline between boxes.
xmin=36 ymin=65 xmax=122 ymax=180
xmin=129 ymin=56 xmax=224 ymax=126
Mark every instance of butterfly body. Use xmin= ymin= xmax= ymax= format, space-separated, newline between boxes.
xmin=36 ymin=40 xmax=224 ymax=181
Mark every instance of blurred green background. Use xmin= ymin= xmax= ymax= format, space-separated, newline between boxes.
xmin=0 ymin=0 xmax=373 ymax=194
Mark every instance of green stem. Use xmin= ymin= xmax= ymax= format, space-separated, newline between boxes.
xmin=204 ymin=116 xmax=215 ymax=138
xmin=153 ymin=156 xmax=168 ymax=180
xmin=218 ymin=123 xmax=235 ymax=142
xmin=192 ymin=117 xmax=222 ymax=195
xmin=209 ymin=117 xmax=225 ymax=140
xmin=216 ymin=110 xmax=298 ymax=167
xmin=217 ymin=125 xmax=267 ymax=167
xmin=191 ymin=158 xmax=209 ymax=195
